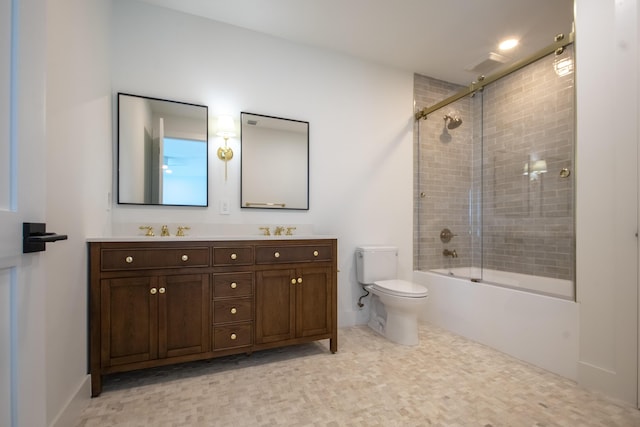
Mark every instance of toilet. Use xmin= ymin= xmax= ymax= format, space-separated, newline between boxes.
xmin=355 ymin=245 xmax=429 ymax=346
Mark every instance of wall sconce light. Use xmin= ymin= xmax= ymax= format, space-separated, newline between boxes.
xmin=216 ymin=115 xmax=236 ymax=181
xmin=523 ymin=159 xmax=547 ymax=180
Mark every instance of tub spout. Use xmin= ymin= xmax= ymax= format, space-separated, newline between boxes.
xmin=443 ymin=249 xmax=458 ymax=258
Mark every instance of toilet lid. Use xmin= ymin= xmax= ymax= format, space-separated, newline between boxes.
xmin=372 ymin=279 xmax=429 ymax=298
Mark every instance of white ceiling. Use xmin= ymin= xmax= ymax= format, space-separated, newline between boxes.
xmin=138 ymin=0 xmax=574 ymax=85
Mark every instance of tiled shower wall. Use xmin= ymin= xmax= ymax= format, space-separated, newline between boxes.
xmin=414 ymin=46 xmax=575 ymax=281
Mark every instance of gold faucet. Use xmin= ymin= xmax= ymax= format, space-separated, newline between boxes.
xmin=274 ymin=226 xmax=285 ymax=236
xmin=139 ymin=226 xmax=154 ymax=237
xmin=176 ymin=226 xmax=190 ymax=237
xmin=160 ymin=225 xmax=170 ymax=237
xmin=259 ymin=227 xmax=271 ymax=236
xmin=286 ymin=227 xmax=297 ymax=236
xmin=443 ymin=249 xmax=458 ymax=258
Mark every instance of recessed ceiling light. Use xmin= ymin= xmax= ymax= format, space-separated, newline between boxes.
xmin=499 ymin=38 xmax=519 ymax=51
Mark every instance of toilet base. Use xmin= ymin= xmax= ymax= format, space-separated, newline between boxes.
xmin=367 ymin=292 xmax=424 ymax=346
xmin=384 ymin=309 xmax=419 ymax=346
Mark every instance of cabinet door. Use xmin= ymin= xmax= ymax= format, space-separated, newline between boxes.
xmin=255 ymin=269 xmax=295 ymax=344
xmin=296 ymin=266 xmax=332 ymax=338
xmin=158 ymin=274 xmax=210 ymax=359
xmin=101 ymin=276 xmax=158 ymax=367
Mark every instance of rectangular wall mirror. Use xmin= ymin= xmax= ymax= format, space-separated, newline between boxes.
xmin=117 ymin=93 xmax=208 ymax=206
xmin=241 ymin=112 xmax=309 ymax=210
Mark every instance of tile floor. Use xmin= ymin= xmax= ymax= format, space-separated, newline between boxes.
xmin=76 ymin=324 xmax=640 ymax=426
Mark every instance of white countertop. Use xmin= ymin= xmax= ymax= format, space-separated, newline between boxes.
xmin=86 ymin=235 xmax=337 ymax=242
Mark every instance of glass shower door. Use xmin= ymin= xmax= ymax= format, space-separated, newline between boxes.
xmin=480 ymin=47 xmax=575 ymax=286
xmin=415 ymin=92 xmax=483 ymax=279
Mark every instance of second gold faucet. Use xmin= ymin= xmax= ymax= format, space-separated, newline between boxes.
xmin=259 ymin=226 xmax=297 ymax=236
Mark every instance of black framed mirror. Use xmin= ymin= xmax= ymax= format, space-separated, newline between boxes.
xmin=117 ymin=93 xmax=208 ymax=206
xmin=241 ymin=112 xmax=309 ymax=210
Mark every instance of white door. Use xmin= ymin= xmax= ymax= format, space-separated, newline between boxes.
xmin=0 ymin=0 xmax=48 ymax=426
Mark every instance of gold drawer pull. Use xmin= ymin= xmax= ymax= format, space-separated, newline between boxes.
xmin=230 ymin=282 xmax=237 ymax=289
xmin=150 ymin=288 xmax=157 ymax=295
xmin=125 ymin=256 xmax=133 ymax=263
xmin=230 ymin=333 xmax=237 ymax=340
xmin=230 ymin=307 xmax=237 ymax=314
xmin=159 ymin=287 xmax=166 ymax=294
xmin=274 ymin=252 xmax=280 ymax=258
xmin=291 ymin=278 xmax=296 ymax=285
xmin=313 ymin=250 xmax=319 ymax=257
xmin=230 ymin=253 xmax=237 ymax=260
xmin=181 ymin=254 xmax=189 ymax=262
xmin=297 ymin=277 xmax=303 ymax=284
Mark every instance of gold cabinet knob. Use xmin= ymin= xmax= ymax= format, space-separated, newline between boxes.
xmin=274 ymin=252 xmax=280 ymax=258
xmin=181 ymin=254 xmax=189 ymax=262
xmin=313 ymin=250 xmax=319 ymax=257
xmin=230 ymin=333 xmax=237 ymax=340
xmin=230 ymin=282 xmax=237 ymax=289
xmin=125 ymin=256 xmax=133 ymax=263
xmin=150 ymin=288 xmax=157 ymax=295
xmin=159 ymin=287 xmax=166 ymax=294
xmin=297 ymin=277 xmax=303 ymax=284
xmin=230 ymin=253 xmax=237 ymax=260
xmin=230 ymin=307 xmax=237 ymax=314
xmin=291 ymin=278 xmax=297 ymax=285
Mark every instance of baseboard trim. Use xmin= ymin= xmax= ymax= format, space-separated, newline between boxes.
xmin=49 ymin=375 xmax=91 ymax=427
xmin=577 ymin=361 xmax=637 ymax=407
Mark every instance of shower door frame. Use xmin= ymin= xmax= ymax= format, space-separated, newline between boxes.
xmin=415 ymin=32 xmax=576 ymax=298
xmin=415 ymin=33 xmax=574 ymax=121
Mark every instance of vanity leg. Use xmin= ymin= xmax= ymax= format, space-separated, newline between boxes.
xmin=91 ymin=373 xmax=102 ymax=397
xmin=330 ymin=337 xmax=337 ymax=354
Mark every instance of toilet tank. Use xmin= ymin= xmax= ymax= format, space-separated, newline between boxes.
xmin=355 ymin=246 xmax=398 ymax=284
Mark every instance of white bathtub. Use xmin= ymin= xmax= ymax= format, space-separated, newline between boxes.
xmin=430 ymin=267 xmax=574 ymax=300
xmin=414 ymin=269 xmax=579 ymax=380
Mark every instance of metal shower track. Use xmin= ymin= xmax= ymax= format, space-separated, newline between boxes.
xmin=414 ymin=32 xmax=575 ymax=121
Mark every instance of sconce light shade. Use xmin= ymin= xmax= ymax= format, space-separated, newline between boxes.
xmin=216 ymin=115 xmax=236 ymax=138
xmin=523 ymin=159 xmax=547 ymax=180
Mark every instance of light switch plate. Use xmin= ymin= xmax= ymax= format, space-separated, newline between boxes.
xmin=219 ymin=199 xmax=230 ymax=215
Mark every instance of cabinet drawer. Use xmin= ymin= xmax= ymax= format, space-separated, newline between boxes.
xmin=101 ymin=247 xmax=209 ymax=271
xmin=212 ymin=273 xmax=253 ymax=298
xmin=213 ymin=323 xmax=252 ymax=349
xmin=255 ymin=245 xmax=332 ymax=264
xmin=213 ymin=298 xmax=253 ymax=323
xmin=212 ymin=246 xmax=254 ymax=266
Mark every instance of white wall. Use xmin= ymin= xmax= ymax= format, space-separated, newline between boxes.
xmin=45 ymin=0 xmax=112 ymax=425
xmin=110 ymin=0 xmax=415 ymax=327
xmin=575 ymin=0 xmax=639 ymax=405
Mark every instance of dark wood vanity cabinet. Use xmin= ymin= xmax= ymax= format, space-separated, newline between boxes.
xmin=255 ymin=266 xmax=333 ymax=349
xmin=89 ymin=238 xmax=337 ymax=397
xmin=100 ymin=274 xmax=209 ymax=367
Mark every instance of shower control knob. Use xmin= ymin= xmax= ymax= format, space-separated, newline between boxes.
xmin=440 ymin=228 xmax=457 ymax=243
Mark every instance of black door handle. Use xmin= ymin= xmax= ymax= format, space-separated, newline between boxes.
xmin=23 ymin=222 xmax=68 ymax=253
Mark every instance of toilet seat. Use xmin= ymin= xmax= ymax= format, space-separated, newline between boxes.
xmin=371 ymin=279 xmax=429 ymax=298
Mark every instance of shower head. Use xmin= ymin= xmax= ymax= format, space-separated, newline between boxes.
xmin=444 ymin=115 xmax=463 ymax=130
